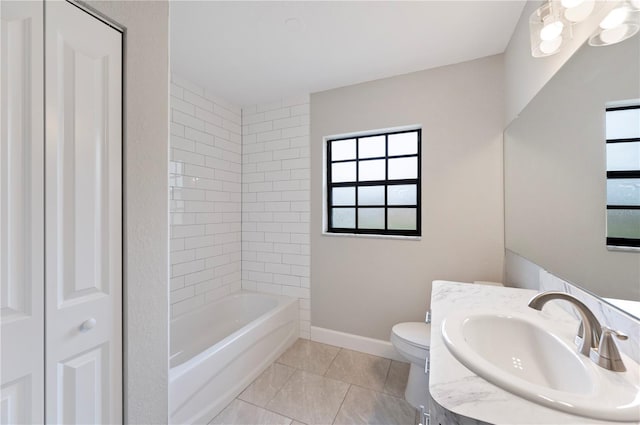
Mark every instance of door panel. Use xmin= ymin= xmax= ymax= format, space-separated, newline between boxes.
xmin=58 ymin=39 xmax=111 ymax=308
xmin=57 ymin=344 xmax=109 ymax=424
xmin=45 ymin=2 xmax=122 ymax=423
xmin=0 ymin=376 xmax=32 ymax=425
xmin=0 ymin=1 xmax=45 ymax=423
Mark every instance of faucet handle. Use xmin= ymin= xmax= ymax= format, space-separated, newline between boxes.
xmin=590 ymin=326 xmax=627 ymax=372
xmin=605 ymin=327 xmax=628 ymax=341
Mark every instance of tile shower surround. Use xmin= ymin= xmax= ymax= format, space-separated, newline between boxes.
xmin=169 ymin=77 xmax=312 ymax=339
xmin=169 ymin=75 xmax=243 ymax=318
xmin=242 ymin=97 xmax=312 ymax=338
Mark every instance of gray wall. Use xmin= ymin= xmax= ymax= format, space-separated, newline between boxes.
xmin=504 ymin=250 xmax=541 ymax=291
xmin=310 ymin=55 xmax=505 ymax=340
xmin=84 ymin=1 xmax=169 ymax=423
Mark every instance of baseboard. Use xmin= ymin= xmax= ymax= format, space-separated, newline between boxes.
xmin=310 ymin=326 xmax=406 ymax=362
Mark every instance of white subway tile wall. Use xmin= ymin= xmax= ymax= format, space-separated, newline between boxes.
xmin=170 ymin=75 xmax=242 ymax=318
xmin=242 ymin=96 xmax=311 ymax=338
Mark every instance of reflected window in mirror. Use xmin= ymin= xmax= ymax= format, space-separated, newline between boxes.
xmin=606 ymin=104 xmax=640 ymax=248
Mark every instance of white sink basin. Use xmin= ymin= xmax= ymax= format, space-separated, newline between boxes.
xmin=442 ymin=309 xmax=640 ymax=422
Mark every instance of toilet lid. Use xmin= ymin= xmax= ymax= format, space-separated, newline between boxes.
xmin=392 ymin=322 xmax=431 ymax=348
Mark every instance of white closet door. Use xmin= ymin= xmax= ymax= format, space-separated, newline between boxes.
xmin=0 ymin=1 xmax=45 ymax=424
xmin=45 ymin=1 xmax=122 ymax=424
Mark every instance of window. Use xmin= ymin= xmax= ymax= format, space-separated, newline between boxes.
xmin=606 ymin=105 xmax=640 ymax=248
xmin=326 ymin=129 xmax=421 ymax=237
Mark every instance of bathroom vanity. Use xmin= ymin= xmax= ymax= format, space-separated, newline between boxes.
xmin=428 ymin=281 xmax=640 ymax=425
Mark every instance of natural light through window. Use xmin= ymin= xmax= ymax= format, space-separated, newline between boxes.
xmin=326 ymin=129 xmax=421 ymax=237
xmin=605 ymin=104 xmax=640 ymax=248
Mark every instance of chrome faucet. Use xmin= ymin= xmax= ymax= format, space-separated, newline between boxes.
xmin=528 ymin=291 xmax=627 ymax=372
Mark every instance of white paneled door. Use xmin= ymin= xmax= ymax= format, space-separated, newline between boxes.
xmin=44 ymin=1 xmax=122 ymax=424
xmin=1 ymin=1 xmax=45 ymax=423
xmin=1 ymin=1 xmax=122 ymax=423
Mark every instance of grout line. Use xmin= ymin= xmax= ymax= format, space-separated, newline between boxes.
xmin=381 ymin=358 xmax=392 ymax=394
xmin=249 ymin=362 xmax=300 ymax=418
xmin=345 ymin=383 xmax=417 ymax=425
xmin=236 ymin=397 xmax=296 ymax=423
xmin=348 ymin=382 xmax=405 ymax=400
xmin=210 ymin=396 xmax=240 ymax=424
xmin=330 ymin=384 xmax=351 ymax=425
xmin=323 ymin=347 xmax=342 ymax=376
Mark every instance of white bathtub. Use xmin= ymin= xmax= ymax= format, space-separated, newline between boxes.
xmin=169 ymin=291 xmax=299 ymax=424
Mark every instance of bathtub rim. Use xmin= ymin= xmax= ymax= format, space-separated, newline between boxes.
xmin=169 ymin=290 xmax=297 ymax=379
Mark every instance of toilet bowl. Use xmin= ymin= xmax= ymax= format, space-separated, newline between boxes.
xmin=390 ymin=322 xmax=431 ymax=409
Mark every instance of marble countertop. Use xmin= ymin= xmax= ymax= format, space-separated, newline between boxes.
xmin=428 ymin=280 xmax=638 ymax=425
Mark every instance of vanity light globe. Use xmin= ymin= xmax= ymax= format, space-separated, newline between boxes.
xmin=529 ymin=2 xmax=565 ymax=57
xmin=590 ymin=23 xmax=640 ymax=46
xmin=600 ymin=24 xmax=633 ymax=43
xmin=540 ymin=36 xmax=563 ymax=54
xmin=600 ymin=6 xmax=630 ymax=29
xmin=563 ymin=0 xmax=595 ymax=22
xmin=540 ymin=20 xmax=564 ymax=40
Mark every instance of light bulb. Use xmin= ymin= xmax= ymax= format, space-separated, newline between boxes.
xmin=540 ymin=20 xmax=564 ymax=40
xmin=600 ymin=6 xmax=630 ymax=29
xmin=540 ymin=36 xmax=563 ymax=54
xmin=589 ymin=23 xmax=639 ymax=46
xmin=561 ymin=0 xmax=584 ymax=8
xmin=600 ymin=24 xmax=630 ymax=43
xmin=564 ymin=0 xmax=595 ymax=22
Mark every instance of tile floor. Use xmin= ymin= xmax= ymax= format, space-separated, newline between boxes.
xmin=210 ymin=339 xmax=418 ymax=425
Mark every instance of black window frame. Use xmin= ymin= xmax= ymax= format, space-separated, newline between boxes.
xmin=606 ymin=104 xmax=640 ymax=248
xmin=326 ymin=128 xmax=421 ymax=237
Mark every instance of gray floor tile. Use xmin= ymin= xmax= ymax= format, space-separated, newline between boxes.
xmin=210 ymin=399 xmax=292 ymax=425
xmin=276 ymin=339 xmax=340 ymax=375
xmin=333 ymin=385 xmax=416 ymax=425
xmin=383 ymin=360 xmax=410 ymax=398
xmin=266 ymin=370 xmax=349 ymax=425
xmin=239 ymin=363 xmax=297 ymax=407
xmin=325 ymin=349 xmax=391 ymax=391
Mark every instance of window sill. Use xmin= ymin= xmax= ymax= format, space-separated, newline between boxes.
xmin=607 ymin=245 xmax=640 ymax=253
xmin=322 ymin=231 xmax=421 ymax=241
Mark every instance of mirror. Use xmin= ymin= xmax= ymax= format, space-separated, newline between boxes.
xmin=504 ymin=35 xmax=640 ymax=317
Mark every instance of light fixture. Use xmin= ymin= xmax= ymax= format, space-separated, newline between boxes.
xmin=600 ymin=5 xmax=631 ymax=28
xmin=541 ymin=19 xmax=565 ymax=40
xmin=530 ymin=1 xmax=569 ymax=57
xmin=540 ymin=36 xmax=564 ymax=54
xmin=589 ymin=1 xmax=640 ymax=46
xmin=530 ymin=0 xmax=601 ymax=58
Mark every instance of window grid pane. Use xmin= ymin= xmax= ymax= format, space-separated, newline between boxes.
xmin=327 ymin=129 xmax=421 ymax=236
xmin=332 ymin=187 xmax=355 ymax=206
xmin=606 ymin=105 xmax=640 ymax=248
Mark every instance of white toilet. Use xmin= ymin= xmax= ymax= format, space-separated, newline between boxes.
xmin=390 ymin=321 xmax=431 ymax=409
xmin=390 ymin=280 xmax=504 ymax=409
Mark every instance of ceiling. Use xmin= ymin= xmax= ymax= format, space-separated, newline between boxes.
xmin=170 ymin=1 xmax=526 ymax=107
